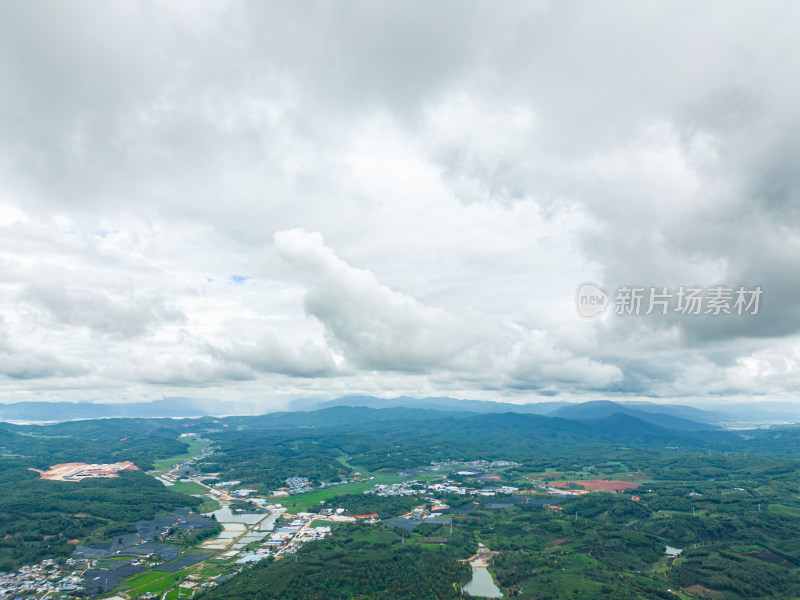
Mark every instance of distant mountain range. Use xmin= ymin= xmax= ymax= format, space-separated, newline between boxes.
xmin=314 ymin=396 xmax=800 ymax=428
xmin=548 ymin=400 xmax=719 ymax=431
xmin=6 ymin=401 xmax=800 ymax=460
xmin=0 ymin=398 xmax=232 ymax=422
xmin=1 ymin=394 xmax=798 ymax=428
xmin=307 ymin=395 xmax=566 ymax=415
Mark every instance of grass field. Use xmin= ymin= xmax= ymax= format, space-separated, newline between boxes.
xmin=767 ymin=503 xmax=800 ymax=517
xmin=198 ymin=564 xmax=225 ymax=578
xmin=125 ymin=570 xmax=170 ymax=588
xmin=197 ymin=499 xmax=222 ymax=513
xmin=729 ymin=544 xmax=765 ymax=553
xmin=336 ymin=455 xmax=360 ymax=472
xmin=165 ymin=585 xmax=194 ymax=599
xmin=124 ymin=565 xmax=200 ymax=597
xmin=152 ymin=438 xmax=211 ymax=475
xmin=309 ymin=520 xmax=335 ymax=528
xmin=361 ymin=528 xmax=399 ymax=544
xmin=169 ymin=480 xmax=211 ymax=495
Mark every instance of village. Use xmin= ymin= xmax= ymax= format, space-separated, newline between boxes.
xmin=5 ymin=442 xmax=647 ymax=600
xmin=0 ymin=558 xmax=85 ymax=598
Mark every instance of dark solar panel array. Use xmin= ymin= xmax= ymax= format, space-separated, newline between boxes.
xmin=75 ymin=506 xmax=209 ymax=561
xmin=82 ymin=560 xmax=146 ymax=595
xmin=153 ymin=553 xmax=214 ymax=572
xmin=383 ymin=517 xmax=419 ymax=531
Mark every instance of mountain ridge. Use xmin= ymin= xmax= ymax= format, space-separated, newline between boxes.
xmin=549 ymin=400 xmax=719 ymax=431
xmin=2 ymin=395 xmax=797 ymax=427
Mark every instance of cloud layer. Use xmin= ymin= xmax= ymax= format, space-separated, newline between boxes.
xmin=1 ymin=2 xmax=799 ymax=407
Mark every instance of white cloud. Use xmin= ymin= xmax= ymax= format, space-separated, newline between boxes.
xmin=207 ymin=334 xmax=338 ymax=378
xmin=274 ymin=228 xmax=622 ymax=390
xmin=21 ymin=282 xmax=185 ymax=338
xmin=0 ymin=317 xmax=88 ymax=380
xmin=274 ymin=229 xmax=476 ymax=372
xmin=0 ymin=2 xmax=799 ymax=405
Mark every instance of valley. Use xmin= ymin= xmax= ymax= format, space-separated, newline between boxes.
xmin=3 ymin=400 xmax=800 ymax=599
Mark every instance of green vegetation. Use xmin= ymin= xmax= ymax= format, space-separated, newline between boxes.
xmin=312 ymin=492 xmax=424 ymax=518
xmin=279 ymin=471 xmax=405 ymax=512
xmin=0 ymin=419 xmax=188 ymax=470
xmin=167 ymin=520 xmax=224 ymax=547
xmin=152 ymin=437 xmax=211 ymax=475
xmin=199 ymin=523 xmax=470 ymax=600
xmin=669 ymin=548 xmax=793 ymax=598
xmin=169 ymin=479 xmax=212 ymax=495
xmin=0 ymin=467 xmax=201 ymax=570
xmin=195 ymin=430 xmax=345 ymax=491
xmin=7 ymin=406 xmax=800 ymax=598
xmin=196 ymin=498 xmax=222 ymax=513
xmin=0 ymin=421 xmax=207 ymax=570
xmin=125 ymin=567 xmax=195 ymax=597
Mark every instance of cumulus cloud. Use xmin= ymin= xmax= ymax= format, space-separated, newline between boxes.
xmin=118 ymin=355 xmax=255 ymax=387
xmin=207 ymin=334 xmax=338 ymax=378
xmin=274 ymin=229 xmax=475 ymax=372
xmin=274 ymin=229 xmax=622 ymax=390
xmin=0 ymin=317 xmax=88 ymax=380
xmin=0 ymin=2 xmax=798 ymax=404
xmin=20 ymin=282 xmax=185 ymax=338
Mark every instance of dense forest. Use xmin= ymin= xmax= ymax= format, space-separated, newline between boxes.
xmin=195 ymin=429 xmax=345 ymax=489
xmin=0 ymin=419 xmax=187 ymax=469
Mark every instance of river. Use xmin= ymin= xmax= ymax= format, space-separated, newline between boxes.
xmin=462 ymin=566 xmax=503 ymax=598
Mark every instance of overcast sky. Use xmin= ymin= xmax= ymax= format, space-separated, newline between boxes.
xmin=1 ymin=1 xmax=799 ymax=408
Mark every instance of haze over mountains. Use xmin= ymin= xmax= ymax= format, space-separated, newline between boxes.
xmin=1 ymin=396 xmax=799 ymax=429
xmin=548 ymin=401 xmax=719 ymax=431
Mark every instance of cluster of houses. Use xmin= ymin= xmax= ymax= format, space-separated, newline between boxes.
xmin=285 ymin=476 xmax=312 ymax=494
xmin=266 ymin=514 xmax=329 ymax=551
xmin=364 ymin=479 xmax=521 ymax=498
xmin=213 ymin=480 xmax=242 ymax=489
xmin=0 ymin=559 xmax=84 ymax=597
xmin=432 ymin=459 xmax=520 ymax=469
xmin=267 ymin=476 xmax=314 ymax=497
xmin=365 ymin=482 xmax=425 ymax=496
xmin=428 ymin=481 xmax=521 ymax=496
xmin=236 ymin=511 xmax=332 ymax=564
xmin=263 ymin=516 xmax=310 ymax=549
